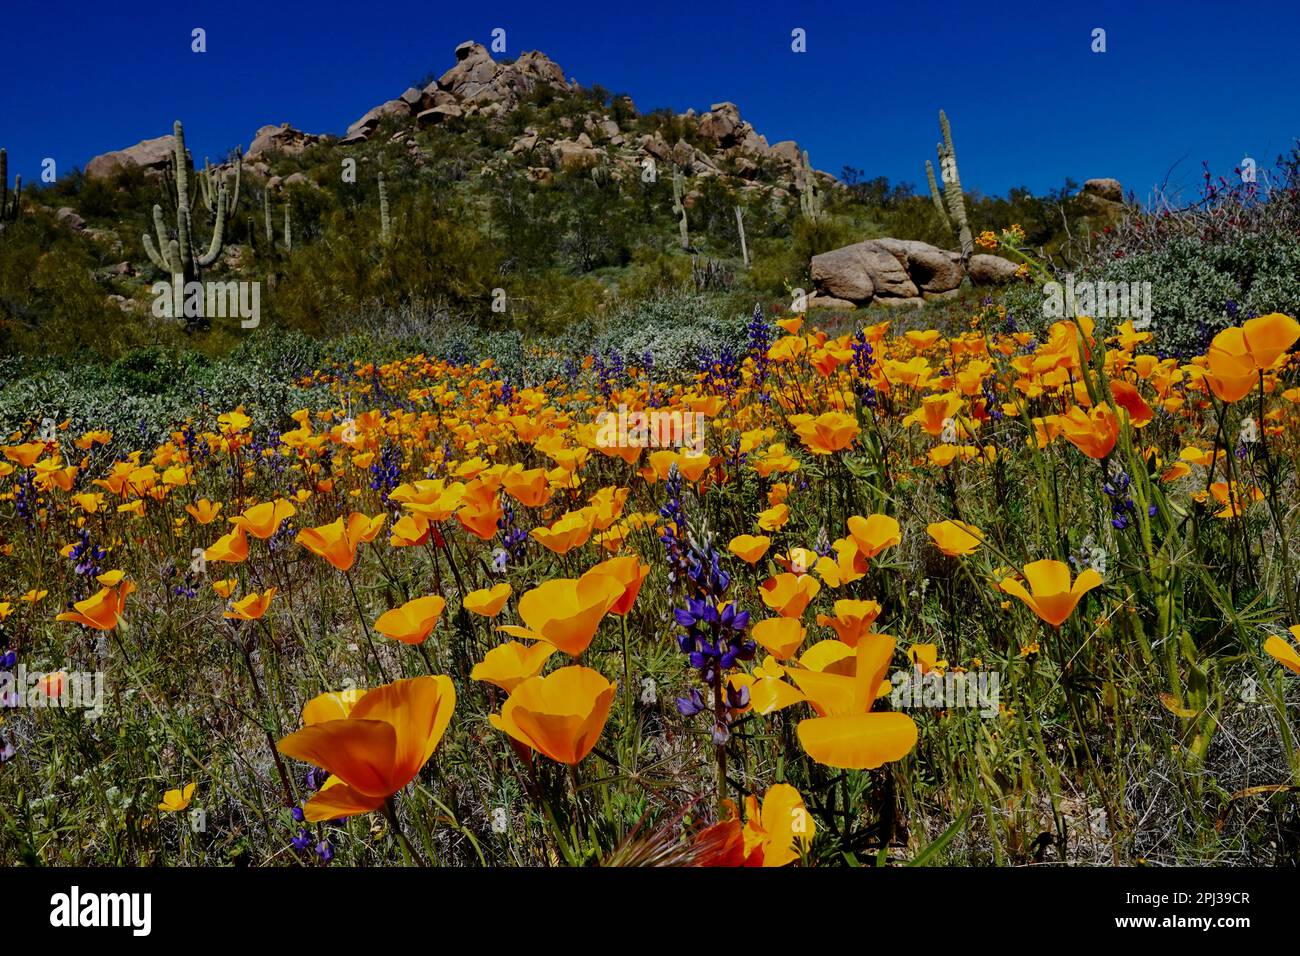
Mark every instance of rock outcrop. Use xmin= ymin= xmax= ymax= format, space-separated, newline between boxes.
xmin=810 ymin=238 xmax=1020 ymax=307
xmin=1082 ymin=178 xmax=1123 ymax=204
xmin=967 ymin=253 xmax=1021 ymax=286
xmin=330 ymin=40 xmax=827 ymax=198
xmin=85 ymin=135 xmax=175 ymax=179
xmin=338 ymin=43 xmax=572 ymax=145
xmin=247 ymin=123 xmax=320 ymax=159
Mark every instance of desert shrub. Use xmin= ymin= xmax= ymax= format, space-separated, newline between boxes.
xmin=589 ymin=290 xmax=747 ymax=376
xmin=1036 ymin=150 xmax=1300 ymax=355
xmin=0 ymin=329 xmax=332 ymax=448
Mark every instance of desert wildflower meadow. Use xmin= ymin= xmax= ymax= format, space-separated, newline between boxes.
xmin=3 ymin=275 xmax=1299 ymax=869
xmin=5 ymin=11 xmax=1300 ymax=905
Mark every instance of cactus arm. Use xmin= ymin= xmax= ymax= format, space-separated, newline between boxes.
xmin=734 ymin=204 xmax=749 ymax=268
xmin=226 ymin=148 xmax=241 ymax=220
xmin=196 ymin=186 xmax=226 ymax=267
xmin=937 ymin=110 xmax=973 ymax=261
xmin=172 ymin=120 xmax=196 ymax=215
xmin=199 ymin=159 xmax=213 ymax=211
xmin=378 ymin=171 xmax=391 ymax=244
xmin=143 ymin=204 xmax=178 ymax=272
xmin=142 ymin=232 xmax=169 ymax=272
xmin=178 ymin=203 xmax=194 ymax=273
xmin=151 ymin=203 xmax=171 ymax=255
xmin=799 ymin=150 xmax=821 ymax=221
xmin=0 ymin=150 xmax=20 ymax=223
xmin=284 ymin=199 xmax=292 ymax=253
xmin=263 ymin=188 xmax=273 ymax=247
xmin=671 ymin=167 xmax=689 ymax=250
xmin=926 ymin=160 xmax=950 ymax=228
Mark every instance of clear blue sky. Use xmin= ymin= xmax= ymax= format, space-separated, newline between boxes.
xmin=2 ymin=0 xmax=1296 ymax=205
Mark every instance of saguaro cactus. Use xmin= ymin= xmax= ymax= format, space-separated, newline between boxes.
xmin=198 ymin=148 xmax=242 ymax=228
xmin=671 ymin=167 xmax=690 ymax=251
xmin=378 ymin=170 xmax=392 ymax=245
xmin=925 ymin=159 xmax=950 ymax=230
xmin=734 ymin=205 xmax=749 ymax=268
xmin=261 ymin=187 xmax=293 ymax=255
xmin=927 ymin=110 xmax=973 ymax=261
xmin=798 ymin=150 xmax=822 ymax=222
xmin=0 ymin=149 xmax=21 ymax=227
xmin=258 ymin=184 xmax=292 ymax=254
xmin=263 ymin=187 xmax=274 ymax=247
xmin=143 ymin=121 xmax=229 ymax=287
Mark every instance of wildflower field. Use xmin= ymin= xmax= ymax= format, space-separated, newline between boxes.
xmin=3 ymin=277 xmax=1299 ymax=868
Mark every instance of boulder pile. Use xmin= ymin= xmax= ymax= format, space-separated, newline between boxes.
xmin=809 ymin=239 xmax=1020 ymax=309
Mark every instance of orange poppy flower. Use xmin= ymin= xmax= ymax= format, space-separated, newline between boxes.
xmin=903 ymin=393 xmax=963 ymax=437
xmin=488 ymin=665 xmax=616 ymax=764
xmin=756 ymin=503 xmax=790 ymax=531
xmin=907 ymin=643 xmax=946 ymax=673
xmin=231 ymin=499 xmax=296 ymax=539
xmin=1109 ymin=380 xmax=1153 ymax=427
xmin=56 ymin=580 xmax=134 ymax=631
xmin=815 ymin=598 xmax=882 ymax=646
xmin=501 ymin=466 xmax=553 ymax=507
xmin=388 ymin=513 xmax=431 ymax=547
xmin=158 ymin=783 xmax=197 ymax=813
xmin=374 ymin=595 xmax=447 ymax=644
xmin=1059 ymin=404 xmax=1119 ymax=459
xmin=728 ymin=534 xmax=771 ymax=565
xmin=1264 ymin=626 xmax=1300 ymax=676
xmin=788 ymin=411 xmax=859 ymax=455
xmin=751 ymin=617 xmax=807 ymax=659
xmin=760 ymin=572 xmax=821 ymax=618
xmin=224 ymin=587 xmax=276 ymax=621
xmin=204 ymin=525 xmax=249 ymax=564
xmin=674 ymin=450 xmax=713 ymax=482
xmin=812 ymin=538 xmax=869 ymax=588
xmin=296 ymin=513 xmax=386 ymax=571
xmin=791 ymin=634 xmax=919 ymax=770
xmin=456 ymin=494 xmax=504 ymax=540
xmin=530 ymin=510 xmax=595 ymax=555
xmin=998 ymin=559 xmax=1102 ymax=627
xmin=471 ymin=641 xmax=558 ymax=692
xmin=463 ymin=582 xmax=512 ymax=618
xmin=1242 ymin=312 xmax=1300 ymax=370
xmin=583 ymin=555 xmax=650 ymax=616
xmin=736 ymin=783 xmax=816 ymax=867
xmin=926 ymin=520 xmax=984 ymax=557
xmin=185 ymin=498 xmax=223 ymax=524
xmin=846 ymin=513 xmax=901 ymax=559
xmin=498 ymin=574 xmax=624 ymax=655
xmin=277 ymin=675 xmax=455 ymax=822
xmin=1 ymin=443 xmax=44 ymax=468
xmin=1207 ymin=481 xmax=1264 ymax=519
xmin=1203 ymin=326 xmax=1259 ymax=403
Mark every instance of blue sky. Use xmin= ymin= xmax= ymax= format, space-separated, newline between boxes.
xmin=2 ymin=0 xmax=1297 ymax=205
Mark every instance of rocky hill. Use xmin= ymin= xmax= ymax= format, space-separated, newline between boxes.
xmin=1 ymin=39 xmax=1122 ymax=357
xmin=84 ymin=40 xmax=837 ymax=214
